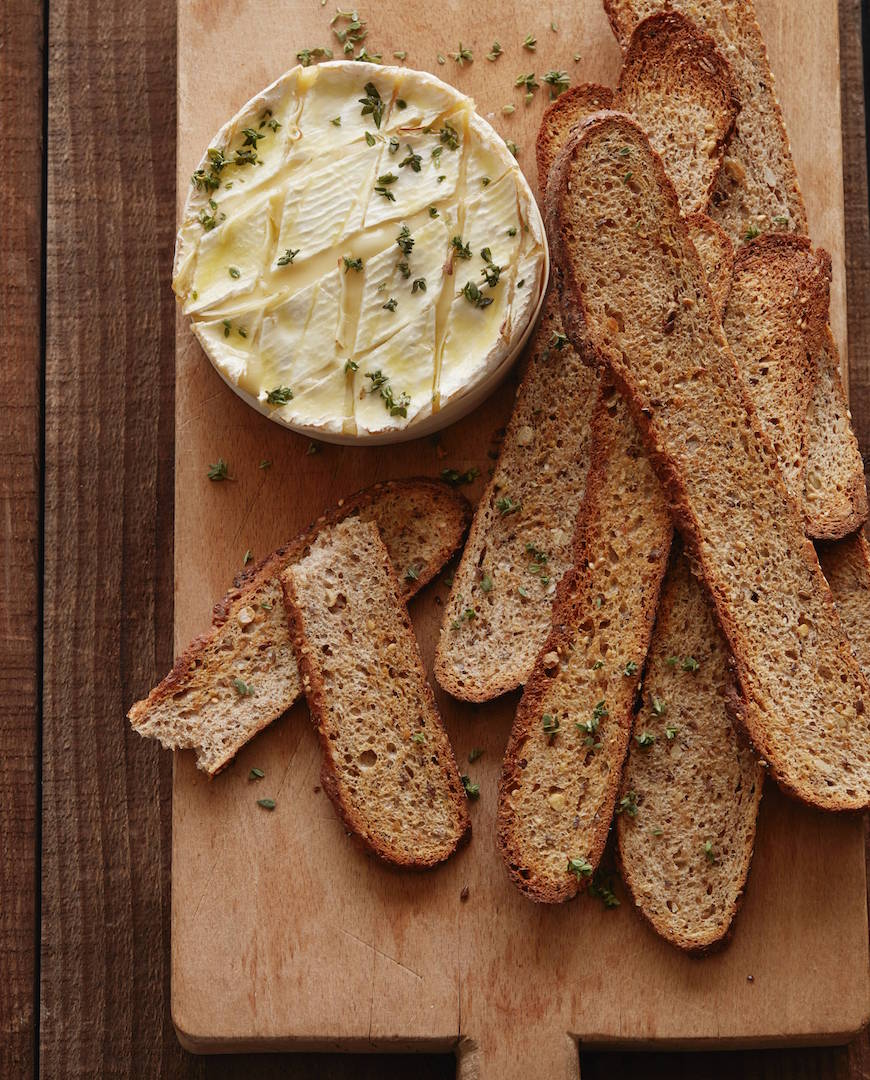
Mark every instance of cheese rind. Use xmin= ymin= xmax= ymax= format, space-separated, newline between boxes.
xmin=175 ymin=61 xmax=546 ymax=437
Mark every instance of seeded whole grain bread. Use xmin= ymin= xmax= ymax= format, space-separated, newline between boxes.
xmin=604 ymin=0 xmax=807 ymax=238
xmin=497 ymin=388 xmax=673 ymax=901
xmin=128 ymin=478 xmax=470 ymax=775
xmin=722 ymin=234 xmax=831 ymax=503
xmin=604 ymin=0 xmax=867 ymax=542
xmin=616 ymin=548 xmax=764 ymax=951
xmin=434 ymin=87 xmax=615 ymax=703
xmin=613 ymin=11 xmax=740 ymax=215
xmin=685 ymin=212 xmax=733 ymax=315
xmin=281 ymin=518 xmax=470 ymax=867
xmin=804 ymin=329 xmax=869 ymax=539
xmin=818 ymin=532 xmax=870 ymax=675
xmin=547 ymin=111 xmax=870 ymax=811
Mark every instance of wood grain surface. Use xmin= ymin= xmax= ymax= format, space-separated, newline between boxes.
xmin=0 ymin=2 xmax=43 ymax=1076
xmin=20 ymin=0 xmax=870 ymax=1077
xmin=171 ymin=0 xmax=867 ymax=1075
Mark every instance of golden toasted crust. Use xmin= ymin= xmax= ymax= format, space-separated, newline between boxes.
xmin=537 ymin=84 xmax=615 ymax=193
xmin=547 ymin=111 xmax=870 ymax=811
xmin=282 ymin=518 xmax=470 ymax=868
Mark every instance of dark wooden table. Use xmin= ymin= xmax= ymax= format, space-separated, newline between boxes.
xmin=2 ymin=1 xmax=868 ymax=1076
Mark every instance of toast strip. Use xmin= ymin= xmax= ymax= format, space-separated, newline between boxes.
xmin=613 ymin=11 xmax=740 ymax=216
xmin=434 ymin=86 xmax=612 ymax=703
xmin=617 ymin=548 xmax=764 ymax=952
xmin=128 ymin=478 xmax=470 ymax=775
xmin=548 ymin=112 xmax=870 ymax=811
xmin=604 ymin=0 xmax=867 ymax=540
xmin=282 ymin=518 xmax=470 ymax=868
xmin=497 ymin=389 xmax=673 ymax=902
xmin=818 ymin=533 xmax=870 ymax=675
xmin=723 ymin=234 xmax=831 ymax=503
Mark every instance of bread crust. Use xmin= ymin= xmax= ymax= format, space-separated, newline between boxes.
xmin=537 ymin=84 xmax=615 ymax=194
xmin=547 ymin=111 xmax=870 ymax=811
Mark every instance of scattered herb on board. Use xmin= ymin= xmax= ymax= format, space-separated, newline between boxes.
xmin=249 ymin=768 xmax=265 ymax=780
xmin=573 ymin=52 xmax=582 ymax=62
xmin=306 ymin=441 xmax=320 ymax=455
xmin=243 ymin=549 xmax=253 ymax=565
xmin=441 ymin=466 xmax=479 ymax=486
xmin=636 ymin=731 xmax=656 ymax=748
xmin=502 ymin=104 xmax=515 ymax=115
xmin=522 ymin=32 xmax=537 ymax=50
xmin=437 ymin=53 xmax=446 ymax=64
xmin=296 ymin=45 xmax=333 ymax=66
xmin=258 ymin=459 xmax=271 ymax=470
xmin=257 ymin=798 xmax=276 ymax=810
xmin=543 ymin=70 xmax=570 ymax=98
xmin=616 ymin=791 xmax=639 ymax=817
xmin=468 ymin=747 xmax=484 ymax=763
xmin=518 ymin=585 xmax=530 ymax=598
xmin=233 ymin=678 xmax=254 ymax=696
xmin=487 ymin=40 xmax=503 ymax=61
xmin=451 ymin=42 xmax=473 ymax=65
xmin=277 ymin=247 xmax=299 ymax=266
xmin=354 ymin=48 xmax=382 ymax=63
xmin=506 ymin=140 xmax=519 ymax=157
xmin=393 ymin=50 xmax=407 ymax=60
xmin=207 ymin=458 xmax=230 ymax=481
xmin=266 ymin=386 xmax=294 ymax=405
xmin=567 ymin=857 xmax=593 ymax=880
xmin=589 ymin=873 xmax=620 ymax=908
xmin=332 ymin=8 xmax=368 ymax=53
xmin=515 ymin=72 xmax=539 ymax=94
xmin=623 ymin=660 xmax=638 ymax=677
xmin=461 ymin=774 xmax=480 ymax=799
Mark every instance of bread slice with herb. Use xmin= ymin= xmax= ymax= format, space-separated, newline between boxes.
xmin=612 ymin=11 xmax=740 ymax=215
xmin=818 ymin=532 xmax=870 ymax=674
xmin=722 ymin=234 xmax=831 ymax=504
xmin=603 ymin=0 xmax=807 ymax=239
xmin=804 ymin=329 xmax=869 ymax=539
xmin=128 ymin=478 xmax=470 ymax=776
xmin=497 ymin=388 xmax=673 ymax=902
xmin=282 ymin=517 xmax=470 ymax=868
xmin=616 ymin=548 xmax=764 ymax=952
xmin=536 ymin=84 xmax=615 ymax=191
xmin=547 ymin=112 xmax=870 ymax=811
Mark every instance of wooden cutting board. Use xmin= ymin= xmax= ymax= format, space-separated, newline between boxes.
xmin=172 ymin=1 xmax=869 ymax=1074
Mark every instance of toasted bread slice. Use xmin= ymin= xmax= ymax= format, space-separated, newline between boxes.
xmin=547 ymin=112 xmax=870 ymax=811
xmin=435 ymin=88 xmax=612 ymax=703
xmin=128 ymin=479 xmax=470 ymax=775
xmin=497 ymin=389 xmax=672 ymax=902
xmin=613 ymin=11 xmax=740 ymax=215
xmin=604 ymin=0 xmax=807 ymax=238
xmin=685 ymin=212 xmax=734 ymax=315
xmin=818 ymin=532 xmax=870 ymax=674
xmin=617 ymin=548 xmax=764 ymax=952
xmin=282 ymin=518 xmax=470 ymax=868
xmin=536 ymin=84 xmax=615 ymax=192
xmin=804 ymin=328 xmax=869 ymax=539
xmin=723 ymin=234 xmax=831 ymax=503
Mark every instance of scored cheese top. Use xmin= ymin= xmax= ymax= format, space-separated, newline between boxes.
xmin=173 ymin=61 xmax=547 ymax=437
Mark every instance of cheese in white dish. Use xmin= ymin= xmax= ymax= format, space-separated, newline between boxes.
xmin=174 ymin=60 xmax=547 ymax=438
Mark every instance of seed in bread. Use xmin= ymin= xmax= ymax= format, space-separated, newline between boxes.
xmin=547 ymin=111 xmax=870 ymax=811
xmin=613 ymin=11 xmax=740 ymax=215
xmin=128 ymin=478 xmax=470 ymax=775
xmin=282 ymin=517 xmax=470 ymax=867
xmin=617 ymin=549 xmax=764 ymax=952
xmin=497 ymin=388 xmax=672 ymax=902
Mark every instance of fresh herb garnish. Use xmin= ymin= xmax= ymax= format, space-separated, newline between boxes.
xmin=374 ymin=172 xmax=398 ymax=200
xmin=233 ymin=678 xmax=254 ymax=696
xmin=249 ymin=768 xmax=265 ymax=780
xmin=543 ymin=70 xmax=570 ymax=98
xmin=744 ymin=225 xmax=760 ymax=241
xmin=364 ymin=369 xmax=410 ymax=416
xmin=266 ymin=386 xmax=294 ymax=405
xmin=358 ymin=80 xmax=385 ymax=128
xmin=495 ymin=494 xmax=520 ymax=515
xmin=651 ymin=694 xmax=667 ymax=716
xmin=396 ymin=224 xmax=415 ymax=255
xmin=515 ymin=72 xmax=539 ymax=93
xmin=542 ymin=713 xmax=560 ymax=740
xmin=344 ymin=359 xmax=359 ymax=374
xmin=462 ymin=280 xmax=494 ymax=308
xmin=441 ymin=466 xmax=479 ymax=486
xmin=567 ymin=857 xmax=593 ymax=880
xmin=451 ymin=42 xmax=473 ymax=65
xmin=616 ymin=791 xmax=639 ymax=817
xmin=480 ymin=574 xmax=493 ymax=593
xmin=439 ymin=123 xmax=460 ymax=150
xmin=461 ymin=774 xmax=480 ymax=799
xmin=411 ymin=277 xmax=426 ymax=293
xmin=259 ymin=459 xmax=271 ymax=470
xmin=243 ymin=549 xmax=253 ymax=565
xmin=404 ymin=564 xmax=420 ymax=581
xmin=382 ymin=297 xmax=398 ymax=311
xmin=468 ymin=747 xmax=484 ymax=762
xmin=487 ymin=41 xmax=503 ymax=61
xmin=506 ymin=140 xmax=519 ymax=157
xmin=451 ymin=235 xmax=472 ymax=259
xmin=522 ymin=33 xmax=537 ymax=50
xmin=296 ymin=45 xmax=333 ymax=66
xmin=276 ymin=247 xmax=300 ymax=268
xmin=636 ymin=731 xmax=656 ymax=748
xmin=330 ymin=115 xmax=342 ymax=126
xmin=343 ymin=255 xmax=364 ymax=272
xmin=589 ymin=872 xmax=620 ymax=908
xmin=428 ymin=206 xmax=439 ymax=217
xmin=399 ymin=146 xmax=422 ymax=172
xmin=665 ymin=725 xmax=679 ymax=740
xmin=207 ymin=458 xmax=230 ymax=481
xmin=703 ymin=840 xmax=717 ymax=863
xmin=257 ymin=798 xmax=276 ymax=810
xmin=623 ymin=660 xmax=638 ymax=676
xmin=411 ymin=731 xmax=426 ymax=744
xmin=365 ymin=130 xmax=377 ymax=147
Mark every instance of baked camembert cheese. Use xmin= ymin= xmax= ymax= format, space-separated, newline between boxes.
xmin=173 ymin=61 xmax=547 ymax=437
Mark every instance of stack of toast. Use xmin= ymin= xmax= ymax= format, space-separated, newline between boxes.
xmin=129 ymin=0 xmax=870 ymax=952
